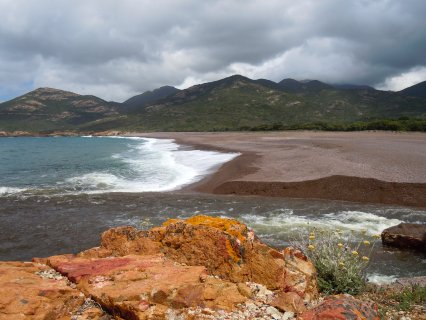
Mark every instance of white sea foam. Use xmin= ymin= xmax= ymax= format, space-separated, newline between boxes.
xmin=66 ymin=137 xmax=239 ymax=193
xmin=0 ymin=186 xmax=27 ymax=196
xmin=241 ymin=210 xmax=403 ymax=235
xmin=367 ymin=273 xmax=398 ymax=284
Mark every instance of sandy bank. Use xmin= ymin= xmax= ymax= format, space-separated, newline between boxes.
xmin=136 ymin=131 xmax=426 ymax=207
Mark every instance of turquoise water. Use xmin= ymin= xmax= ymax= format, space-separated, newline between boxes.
xmin=0 ymin=137 xmax=130 ymax=192
xmin=0 ymin=136 xmax=237 ymax=195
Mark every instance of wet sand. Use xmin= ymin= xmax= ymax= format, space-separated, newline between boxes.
xmin=137 ymin=131 xmax=426 ymax=207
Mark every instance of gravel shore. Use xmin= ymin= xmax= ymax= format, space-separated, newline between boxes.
xmin=137 ymin=131 xmax=426 ymax=207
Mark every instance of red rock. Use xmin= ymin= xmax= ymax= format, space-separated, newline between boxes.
xmin=0 ymin=261 xmax=85 ymax=319
xmin=47 ymin=254 xmax=247 ymax=319
xmin=6 ymin=215 xmax=319 ymax=319
xmin=95 ymin=215 xmax=318 ymax=301
xmin=381 ymin=223 xmax=426 ymax=252
xmin=299 ymin=294 xmax=380 ymax=320
xmin=271 ymin=291 xmax=306 ymax=313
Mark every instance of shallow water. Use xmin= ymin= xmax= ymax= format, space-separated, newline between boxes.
xmin=1 ymin=192 xmax=424 ymax=283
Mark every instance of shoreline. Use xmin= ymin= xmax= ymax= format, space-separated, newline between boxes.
xmin=138 ymin=131 xmax=426 ymax=207
xmin=2 ymin=131 xmax=426 ymax=207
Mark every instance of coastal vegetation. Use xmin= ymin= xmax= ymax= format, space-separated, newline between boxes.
xmin=295 ymin=229 xmax=380 ymax=295
xmin=0 ymin=76 xmax=425 ymax=134
xmin=235 ymin=117 xmax=426 ymax=132
xmin=393 ymin=285 xmax=426 ymax=311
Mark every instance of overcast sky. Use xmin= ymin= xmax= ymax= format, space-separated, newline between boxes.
xmin=0 ymin=0 xmax=425 ymax=102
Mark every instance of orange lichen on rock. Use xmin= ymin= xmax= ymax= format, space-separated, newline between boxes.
xmin=76 ymin=215 xmax=318 ymax=300
xmin=162 ymin=218 xmax=180 ymax=227
xmin=0 ymin=215 xmax=323 ymax=319
xmin=183 ymin=215 xmax=248 ymax=242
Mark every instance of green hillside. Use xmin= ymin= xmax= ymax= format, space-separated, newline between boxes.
xmin=0 ymin=88 xmax=119 ymax=132
xmin=399 ymin=80 xmax=426 ymax=98
xmin=1 ymin=76 xmax=426 ymax=133
xmin=81 ymin=75 xmax=426 ymax=132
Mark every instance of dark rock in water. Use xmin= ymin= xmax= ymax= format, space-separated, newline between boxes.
xmin=299 ymin=294 xmax=380 ymax=320
xmin=381 ymin=223 xmax=426 ymax=252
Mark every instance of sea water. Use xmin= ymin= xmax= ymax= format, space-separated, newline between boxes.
xmin=0 ymin=136 xmax=238 ymax=195
xmin=0 ymin=137 xmax=424 ymax=283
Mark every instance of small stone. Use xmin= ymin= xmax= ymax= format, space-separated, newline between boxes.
xmin=282 ymin=311 xmax=295 ymax=320
xmin=245 ymin=301 xmax=257 ymax=310
xmin=202 ymin=307 xmax=214 ymax=315
xmin=266 ymin=306 xmax=282 ymax=319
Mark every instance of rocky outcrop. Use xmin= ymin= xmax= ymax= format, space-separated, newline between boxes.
xmin=0 ymin=261 xmax=107 ymax=319
xmin=381 ymin=223 xmax=426 ymax=252
xmin=84 ymin=215 xmax=318 ymax=300
xmin=42 ymin=254 xmax=248 ymax=319
xmin=299 ymin=294 xmax=379 ymax=320
xmin=0 ymin=130 xmax=32 ymax=137
xmin=2 ymin=215 xmax=320 ymax=319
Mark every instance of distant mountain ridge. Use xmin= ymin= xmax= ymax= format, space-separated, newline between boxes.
xmin=399 ymin=80 xmax=426 ymax=98
xmin=0 ymin=76 xmax=425 ymax=133
xmin=0 ymin=87 xmax=119 ymax=132
xmin=123 ymin=86 xmax=180 ymax=111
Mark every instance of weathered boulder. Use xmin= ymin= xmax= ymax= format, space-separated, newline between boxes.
xmin=78 ymin=226 xmax=162 ymax=258
xmin=9 ymin=215 xmax=319 ymax=319
xmin=299 ymin=294 xmax=379 ymax=320
xmin=381 ymin=223 xmax=426 ymax=252
xmin=44 ymin=254 xmax=247 ymax=319
xmin=0 ymin=261 xmax=105 ymax=320
xmin=87 ymin=215 xmax=318 ymax=301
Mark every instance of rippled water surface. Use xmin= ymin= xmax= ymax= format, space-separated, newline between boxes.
xmin=1 ymin=192 xmax=424 ymax=283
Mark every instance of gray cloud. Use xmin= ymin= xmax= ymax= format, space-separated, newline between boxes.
xmin=0 ymin=0 xmax=425 ymax=101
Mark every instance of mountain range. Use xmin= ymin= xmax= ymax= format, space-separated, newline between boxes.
xmin=0 ymin=76 xmax=425 ymax=133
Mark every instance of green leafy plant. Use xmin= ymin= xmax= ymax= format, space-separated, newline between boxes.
xmin=393 ymin=285 xmax=426 ymax=311
xmin=294 ymin=229 xmax=380 ymax=295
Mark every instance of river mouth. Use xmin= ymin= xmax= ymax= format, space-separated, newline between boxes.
xmin=1 ymin=191 xmax=424 ymax=283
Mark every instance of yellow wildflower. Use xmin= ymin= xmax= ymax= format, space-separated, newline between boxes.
xmin=362 ymin=256 xmax=369 ymax=261
xmin=363 ymin=240 xmax=370 ymax=246
xmin=338 ymin=261 xmax=345 ymax=267
xmin=337 ymin=243 xmax=344 ymax=248
xmin=309 ymin=235 xmax=315 ymax=240
xmin=361 ymin=229 xmax=367 ymax=235
xmin=352 ymin=250 xmax=359 ymax=256
xmin=308 ymin=244 xmax=315 ymax=251
xmin=372 ymin=234 xmax=381 ymax=239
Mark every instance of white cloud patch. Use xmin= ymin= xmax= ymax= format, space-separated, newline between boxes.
xmin=377 ymin=66 xmax=426 ymax=91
